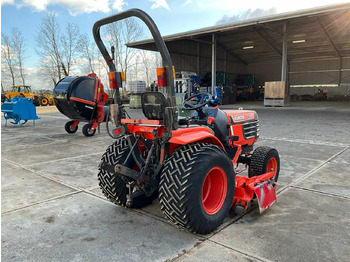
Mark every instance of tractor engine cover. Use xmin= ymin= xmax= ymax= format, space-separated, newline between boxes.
xmin=53 ymin=74 xmax=108 ymax=122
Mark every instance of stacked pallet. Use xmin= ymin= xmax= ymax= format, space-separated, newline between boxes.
xmin=128 ymin=81 xmax=146 ymax=109
xmin=264 ymin=81 xmax=285 ymax=107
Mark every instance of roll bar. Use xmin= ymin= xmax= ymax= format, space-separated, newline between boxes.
xmin=92 ymin=9 xmax=176 ymax=108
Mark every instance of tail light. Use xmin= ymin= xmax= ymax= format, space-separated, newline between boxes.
xmin=108 ymin=72 xmax=125 ymax=89
xmin=156 ymin=67 xmax=167 ymax=87
xmin=156 ymin=66 xmax=175 ymax=87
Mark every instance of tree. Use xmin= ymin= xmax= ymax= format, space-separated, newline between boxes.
xmin=1 ymin=33 xmax=17 ymax=86
xmin=133 ymin=51 xmax=162 ymax=87
xmin=11 ymin=28 xmax=26 ymax=85
xmin=79 ymin=34 xmax=110 ymax=93
xmin=105 ymin=17 xmax=144 ymax=80
xmin=35 ymin=13 xmax=84 ymax=86
xmin=80 ymin=34 xmax=95 ymax=73
xmin=35 ymin=14 xmax=62 ymax=85
xmin=61 ymin=22 xmax=81 ymax=76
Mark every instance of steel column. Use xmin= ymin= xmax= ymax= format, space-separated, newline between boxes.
xmin=197 ymin=42 xmax=200 ymax=76
xmin=211 ymin=34 xmax=216 ymax=95
xmin=339 ymin=58 xmax=343 ymax=86
xmin=281 ymin=22 xmax=289 ymax=102
xmin=281 ymin=22 xmax=288 ymax=82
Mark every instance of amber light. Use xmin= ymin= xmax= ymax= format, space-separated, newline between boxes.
xmin=120 ymin=72 xmax=126 ymax=82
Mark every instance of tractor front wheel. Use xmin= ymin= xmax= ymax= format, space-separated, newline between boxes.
xmin=159 ymin=143 xmax=234 ymax=234
xmin=64 ymin=121 xmax=78 ymax=133
xmin=82 ymin=124 xmax=96 ymax=137
xmin=248 ymin=146 xmax=280 ymax=185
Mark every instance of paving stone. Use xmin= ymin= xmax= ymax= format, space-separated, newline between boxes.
xmin=210 ymin=188 xmax=350 ymax=262
xmin=297 ymin=161 xmax=350 ymax=198
xmin=256 ymin=139 xmax=343 ymax=161
xmin=1 ymin=193 xmax=200 ymax=262
xmin=28 ymin=152 xmax=103 ymax=189
xmin=175 ymin=240 xmax=257 ymax=262
xmin=1 ymin=161 xmax=77 ymax=213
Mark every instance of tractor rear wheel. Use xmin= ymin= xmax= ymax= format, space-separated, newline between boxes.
xmin=98 ymin=137 xmax=157 ymax=208
xmin=248 ymin=146 xmax=280 ymax=184
xmin=64 ymin=121 xmax=78 ymax=133
xmin=159 ymin=143 xmax=234 ymax=234
xmin=82 ymin=124 xmax=96 ymax=137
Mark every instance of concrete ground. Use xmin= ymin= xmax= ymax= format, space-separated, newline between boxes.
xmin=2 ymin=101 xmax=350 ymax=262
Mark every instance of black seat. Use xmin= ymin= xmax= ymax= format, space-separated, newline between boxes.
xmin=211 ymin=109 xmax=229 ymax=143
xmin=141 ymin=92 xmax=167 ymax=120
xmin=195 ymin=106 xmax=229 ymax=143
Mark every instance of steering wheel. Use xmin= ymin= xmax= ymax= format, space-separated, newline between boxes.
xmin=182 ymin=92 xmax=212 ymax=110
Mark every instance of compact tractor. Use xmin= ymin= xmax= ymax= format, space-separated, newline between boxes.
xmin=93 ymin=9 xmax=280 ymax=234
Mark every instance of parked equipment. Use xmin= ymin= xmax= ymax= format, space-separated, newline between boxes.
xmin=36 ymin=90 xmax=55 ymax=106
xmin=5 ymin=85 xmax=40 ymax=106
xmin=53 ymin=73 xmax=109 ymax=137
xmin=1 ymin=97 xmax=40 ymax=127
xmin=95 ymin=9 xmax=280 ymax=234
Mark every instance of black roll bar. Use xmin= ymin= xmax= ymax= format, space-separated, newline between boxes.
xmin=92 ymin=9 xmax=176 ymax=108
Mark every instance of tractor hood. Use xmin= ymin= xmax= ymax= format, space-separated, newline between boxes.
xmin=222 ymin=110 xmax=258 ymax=124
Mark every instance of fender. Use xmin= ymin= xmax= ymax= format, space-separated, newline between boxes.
xmin=169 ymin=126 xmax=224 ymax=148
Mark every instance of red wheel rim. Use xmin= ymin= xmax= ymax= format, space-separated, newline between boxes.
xmin=201 ymin=167 xmax=227 ymax=215
xmin=267 ymin=157 xmax=277 ymax=179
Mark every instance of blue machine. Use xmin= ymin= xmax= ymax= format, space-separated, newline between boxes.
xmin=1 ymin=97 xmax=40 ymax=127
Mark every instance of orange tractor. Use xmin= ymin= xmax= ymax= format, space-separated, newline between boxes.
xmin=95 ymin=9 xmax=280 ymax=234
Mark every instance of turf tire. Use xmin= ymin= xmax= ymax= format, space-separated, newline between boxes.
xmin=248 ymin=146 xmax=280 ymax=184
xmin=97 ymin=136 xmax=157 ymax=208
xmin=159 ymin=143 xmax=235 ymax=234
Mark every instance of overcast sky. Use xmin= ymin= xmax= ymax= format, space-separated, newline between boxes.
xmin=1 ymin=0 xmax=348 ymax=89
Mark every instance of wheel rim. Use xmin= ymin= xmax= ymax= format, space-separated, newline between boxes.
xmin=201 ymin=167 xmax=227 ymax=215
xmin=267 ymin=157 xmax=278 ymax=179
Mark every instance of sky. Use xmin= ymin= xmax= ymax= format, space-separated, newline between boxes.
xmin=1 ymin=0 xmax=348 ymax=89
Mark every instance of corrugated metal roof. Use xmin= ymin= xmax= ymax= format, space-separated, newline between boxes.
xmin=127 ymin=3 xmax=350 ymax=48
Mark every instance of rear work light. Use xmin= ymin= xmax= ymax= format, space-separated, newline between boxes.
xmin=108 ymin=72 xmax=125 ymax=89
xmin=156 ymin=66 xmax=175 ymax=87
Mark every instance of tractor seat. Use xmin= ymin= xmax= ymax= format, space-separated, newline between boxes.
xmin=141 ymin=92 xmax=167 ymax=120
xmin=206 ymin=107 xmax=229 ymax=144
xmin=178 ymin=106 xmax=229 ymax=144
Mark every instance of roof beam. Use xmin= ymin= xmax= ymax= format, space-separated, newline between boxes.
xmin=168 ymin=50 xmax=241 ymax=63
xmin=253 ymin=27 xmax=282 ymax=57
xmin=187 ymin=34 xmax=248 ymax=65
xmin=317 ymin=17 xmax=342 ymax=58
xmin=187 ymin=37 xmax=213 ymax=45
xmin=216 ymin=41 xmax=248 ymax=65
xmin=255 ymin=23 xmax=283 ymax=36
xmin=317 ymin=17 xmax=343 ymax=86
